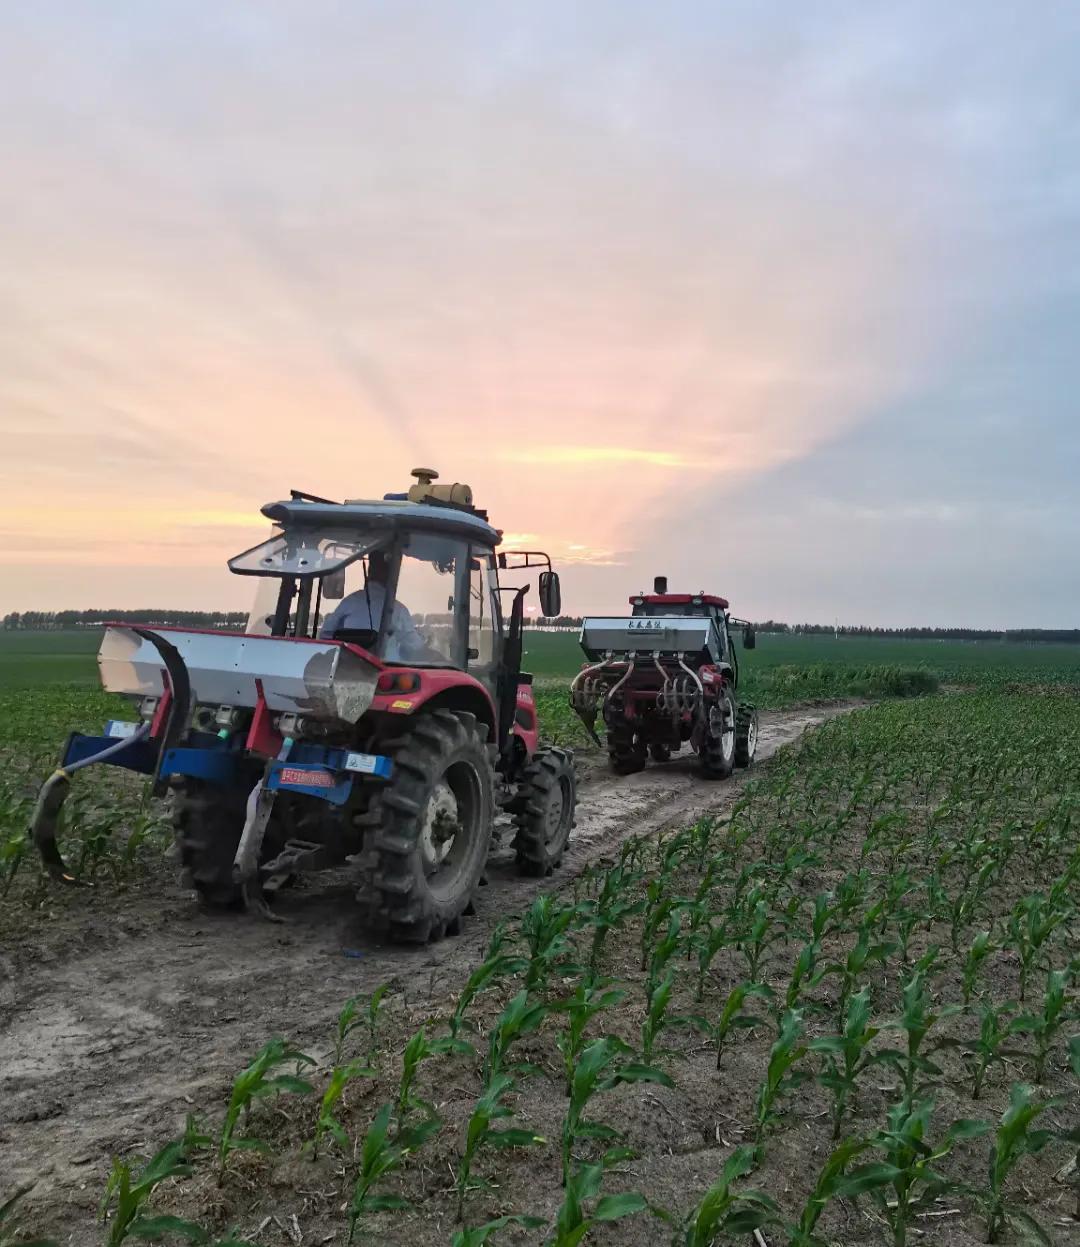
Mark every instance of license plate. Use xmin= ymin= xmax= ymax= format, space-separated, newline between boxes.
xmin=345 ymin=752 xmax=379 ymax=774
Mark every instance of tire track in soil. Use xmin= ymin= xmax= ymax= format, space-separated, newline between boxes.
xmin=0 ymin=703 xmax=854 ymax=1211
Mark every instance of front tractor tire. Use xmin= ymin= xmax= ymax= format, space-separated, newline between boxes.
xmin=606 ymin=720 xmax=647 ymax=775
xmin=735 ymin=702 xmax=759 ymax=767
xmin=362 ymin=709 xmax=494 ymax=943
xmin=700 ymin=690 xmax=736 ymax=780
xmin=511 ymin=747 xmax=577 ymax=878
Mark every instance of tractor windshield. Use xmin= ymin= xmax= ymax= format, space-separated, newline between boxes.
xmin=229 ymin=528 xmax=389 ymax=578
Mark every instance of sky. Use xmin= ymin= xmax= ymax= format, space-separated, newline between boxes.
xmin=1 ymin=1 xmax=1078 ymax=626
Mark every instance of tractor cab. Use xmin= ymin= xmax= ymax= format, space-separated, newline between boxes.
xmin=227 ymin=473 xmax=561 ymax=749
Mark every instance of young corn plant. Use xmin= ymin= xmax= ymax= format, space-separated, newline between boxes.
xmin=1013 ymin=968 xmax=1074 ymax=1083
xmin=877 ymin=955 xmax=943 ymax=1108
xmin=1009 ymin=893 xmax=1069 ymax=1003
xmin=561 ymin=1037 xmax=672 ymax=1183
xmin=521 ymin=894 xmax=579 ymax=991
xmin=641 ymin=971 xmax=676 ymax=1065
xmin=818 ymin=925 xmax=894 ymax=1031
xmin=678 ymin=1145 xmax=777 ymax=1245
xmin=455 ymin=1073 xmax=545 ymax=1220
xmin=752 ymin=1009 xmax=809 ymax=1163
xmin=581 ymin=864 xmax=644 ymax=974
xmin=868 ymin=1098 xmax=988 ymax=1247
xmin=450 ymin=949 xmax=528 ymax=1043
xmin=708 ymin=981 xmax=773 ymax=1071
xmin=555 ymin=980 xmax=626 ymax=1095
xmin=484 ymin=991 xmax=549 ymax=1082
xmin=962 ymin=929 xmax=996 ymax=1005
xmin=984 ymin=1082 xmax=1058 ymax=1244
xmin=101 ymin=1116 xmax=210 ymax=1245
xmin=693 ymin=916 xmax=733 ymax=1002
xmin=551 ymin=1160 xmax=654 ymax=1247
xmin=333 ymin=983 xmax=391 ymax=1065
xmin=398 ymin=1026 xmax=471 ymax=1120
xmin=788 ymin=1137 xmax=896 ymax=1247
xmin=639 ymin=882 xmax=676 ymax=972
xmin=309 ymin=1059 xmax=376 ymax=1158
xmin=935 ymin=1002 xmax=1023 ymax=1100
xmin=810 ymin=986 xmax=880 ymax=1139
xmin=218 ymin=1039 xmax=314 ymax=1178
xmin=451 ymin=1215 xmax=544 ymax=1247
xmin=346 ymin=1102 xmax=441 ymax=1244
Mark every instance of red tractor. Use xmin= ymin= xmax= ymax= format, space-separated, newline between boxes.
xmin=570 ymin=576 xmax=758 ymax=777
xmin=31 ymin=469 xmax=575 ymax=943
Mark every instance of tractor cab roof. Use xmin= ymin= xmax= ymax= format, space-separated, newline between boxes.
xmin=631 ymin=592 xmax=730 ymax=610
xmin=260 ymin=498 xmax=501 ymax=547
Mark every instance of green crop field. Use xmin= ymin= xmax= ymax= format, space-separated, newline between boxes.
xmin=5 ymin=627 xmax=1080 ymax=1244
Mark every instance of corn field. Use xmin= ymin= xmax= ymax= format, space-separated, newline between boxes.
xmin=5 ymin=687 xmax=1080 ymax=1245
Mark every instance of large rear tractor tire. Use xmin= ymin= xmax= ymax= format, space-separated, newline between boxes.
xmin=606 ymin=721 xmax=647 ymax=775
xmin=361 ymin=709 xmax=494 ymax=943
xmin=511 ymin=747 xmax=577 ymax=877
xmin=700 ymin=690 xmax=736 ymax=780
xmin=172 ymin=777 xmax=266 ymax=907
xmin=735 ymin=702 xmax=759 ymax=767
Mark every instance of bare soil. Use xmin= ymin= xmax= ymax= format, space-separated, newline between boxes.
xmin=0 ymin=706 xmax=850 ymax=1244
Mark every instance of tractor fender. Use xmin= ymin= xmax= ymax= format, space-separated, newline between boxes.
xmin=370 ymin=670 xmax=497 ymax=740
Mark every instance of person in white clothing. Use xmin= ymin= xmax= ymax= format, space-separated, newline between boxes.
xmin=318 ymin=551 xmax=429 ymax=661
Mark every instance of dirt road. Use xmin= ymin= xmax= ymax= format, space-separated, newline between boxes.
xmin=0 ymin=704 xmax=848 ymax=1230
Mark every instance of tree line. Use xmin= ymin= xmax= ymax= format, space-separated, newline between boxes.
xmin=2 ymin=609 xmax=1077 ymax=645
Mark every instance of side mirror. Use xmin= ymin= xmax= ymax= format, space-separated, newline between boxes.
xmin=743 ymin=626 xmax=757 ymax=650
xmin=322 ymin=570 xmax=346 ymax=600
xmin=538 ymin=570 xmax=561 ymax=618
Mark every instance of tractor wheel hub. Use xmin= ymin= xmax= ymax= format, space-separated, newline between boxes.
xmin=420 ymin=780 xmax=459 ymax=873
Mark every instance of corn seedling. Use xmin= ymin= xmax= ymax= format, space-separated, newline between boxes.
xmin=962 ymin=929 xmax=996 ymax=1005
xmin=1013 ymin=968 xmax=1074 ymax=1083
xmin=868 ymin=1098 xmax=988 ymax=1247
xmin=451 ymin=1215 xmax=545 ymax=1247
xmin=551 ymin=1160 xmax=654 ymax=1247
xmin=484 ymin=990 xmax=549 ymax=1081
xmin=555 ymin=980 xmax=626 ymax=1095
xmin=456 ymin=1073 xmax=545 ymax=1219
xmin=334 ymin=983 xmax=391 ymax=1065
xmin=581 ymin=864 xmax=644 ymax=974
xmin=752 ymin=1009 xmax=809 ymax=1163
xmin=708 ymin=981 xmax=773 ymax=1070
xmin=218 ymin=1039 xmax=314 ymax=1177
xmin=877 ymin=954 xmax=942 ymax=1108
xmin=561 ymin=1037 xmax=672 ymax=1182
xmin=398 ymin=1026 xmax=470 ymax=1119
xmin=678 ymin=1144 xmax=777 ymax=1245
xmin=451 ymin=950 xmax=528 ymax=1042
xmin=641 ymin=970 xmax=676 ymax=1064
xmin=520 ymin=894 xmax=579 ymax=991
xmin=788 ymin=1137 xmax=896 ymax=1247
xmin=309 ymin=1059 xmax=376 ymax=1158
xmin=810 ymin=986 xmax=880 ymax=1139
xmin=101 ymin=1115 xmax=210 ymax=1245
xmin=639 ymin=882 xmax=675 ymax=972
xmin=936 ymin=1002 xmax=1024 ymax=1100
xmin=818 ymin=925 xmax=894 ymax=1030
xmin=984 ymin=1082 xmax=1058 ymax=1243
xmin=346 ymin=1102 xmax=441 ymax=1244
xmin=1009 ymin=893 xmax=1069 ymax=1003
